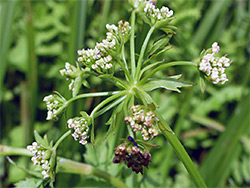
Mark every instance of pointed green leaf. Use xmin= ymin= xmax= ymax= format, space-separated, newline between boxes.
xmin=105 ymin=101 xmax=123 ymax=126
xmin=82 ymin=79 xmax=90 ymax=88
xmin=154 ymin=17 xmax=176 ymax=29
xmin=155 ymin=45 xmax=173 ymax=56
xmin=138 ymin=12 xmax=151 ymax=25
xmin=43 ymin=134 xmax=49 ymax=146
xmin=141 ymin=79 xmax=195 ymax=93
xmin=80 ymin=111 xmax=91 ymax=125
xmin=147 ymin=34 xmax=173 ymax=57
xmin=104 ymin=113 xmax=116 ymax=140
xmin=72 ymin=76 xmax=82 ymax=97
xmin=98 ymin=74 xmax=111 ymax=79
xmin=199 ymin=72 xmax=207 ymax=94
xmin=34 ymin=131 xmax=47 ymax=147
xmin=167 ymin=74 xmax=183 ymax=80
xmin=50 ymin=141 xmax=53 ymax=147
xmin=135 ymin=139 xmax=160 ymax=148
xmin=104 ymin=99 xmax=125 ymax=140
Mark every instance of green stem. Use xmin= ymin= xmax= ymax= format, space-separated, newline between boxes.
xmin=0 ymin=145 xmax=32 ymax=157
xmin=108 ymin=76 xmax=130 ymax=89
xmin=139 ymin=61 xmax=197 ymax=85
xmin=55 ymin=91 xmax=121 ymax=118
xmin=123 ymin=94 xmax=134 ymax=137
xmin=155 ymin=111 xmax=207 ymax=188
xmin=161 ymin=88 xmax=194 ymax=185
xmin=68 ymin=91 xmax=121 ymax=103
xmin=130 ymin=10 xmax=136 ymax=80
xmin=135 ymin=26 xmax=155 ymax=82
xmin=121 ymin=45 xmax=129 ymax=71
xmin=94 ymin=94 xmax=127 ymax=117
xmin=90 ymin=91 xmax=127 ymax=117
xmin=121 ymin=46 xmax=133 ymax=84
xmin=89 ymin=91 xmax=126 ymax=144
xmin=53 ymin=130 xmax=72 ymax=150
xmin=58 ymin=158 xmax=127 ymax=188
xmin=92 ymin=167 xmax=127 ymax=188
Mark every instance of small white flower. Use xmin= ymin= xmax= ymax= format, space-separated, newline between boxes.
xmin=42 ymin=170 xmax=50 ymax=179
xmin=212 ymin=42 xmax=220 ymax=54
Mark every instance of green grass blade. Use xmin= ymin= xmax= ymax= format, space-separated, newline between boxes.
xmin=24 ymin=1 xmax=38 ymax=144
xmin=0 ymin=0 xmax=17 ymax=102
xmin=200 ymin=93 xmax=250 ymax=187
xmin=192 ymin=0 xmax=233 ymax=47
xmin=68 ymin=0 xmax=87 ymax=63
xmin=99 ymin=0 xmax=111 ymax=40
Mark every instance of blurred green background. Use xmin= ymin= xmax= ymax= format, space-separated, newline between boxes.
xmin=0 ymin=0 xmax=249 ymax=187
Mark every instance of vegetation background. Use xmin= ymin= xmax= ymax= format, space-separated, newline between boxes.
xmin=0 ymin=0 xmax=249 ymax=187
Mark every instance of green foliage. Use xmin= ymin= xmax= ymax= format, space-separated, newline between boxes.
xmin=1 ymin=0 xmax=249 ymax=187
xmin=141 ymin=77 xmax=195 ymax=93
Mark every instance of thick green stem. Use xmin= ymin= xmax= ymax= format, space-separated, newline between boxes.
xmin=161 ymin=88 xmax=194 ymax=185
xmin=155 ymin=111 xmax=207 ymax=188
xmin=130 ymin=10 xmax=136 ymax=79
xmin=0 ymin=145 xmax=32 ymax=157
xmin=134 ymin=26 xmax=155 ymax=81
xmin=92 ymin=167 xmax=127 ymax=188
xmin=58 ymin=158 xmax=127 ymax=188
xmin=139 ymin=61 xmax=197 ymax=85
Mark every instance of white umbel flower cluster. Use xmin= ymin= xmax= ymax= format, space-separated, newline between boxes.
xmin=144 ymin=1 xmax=174 ymax=21
xmin=67 ymin=117 xmax=89 ymax=145
xmin=43 ymin=94 xmax=65 ymax=121
xmin=124 ymin=105 xmax=159 ymax=140
xmin=77 ymin=21 xmax=131 ymax=74
xmin=27 ymin=142 xmax=51 ymax=179
xmin=199 ymin=42 xmax=232 ymax=84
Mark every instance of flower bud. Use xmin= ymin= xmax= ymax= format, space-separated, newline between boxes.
xmin=125 ymin=105 xmax=160 ymax=140
xmin=67 ymin=112 xmax=91 ymax=145
xmin=43 ymin=93 xmax=66 ymax=121
xmin=112 ymin=140 xmax=152 ymax=174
